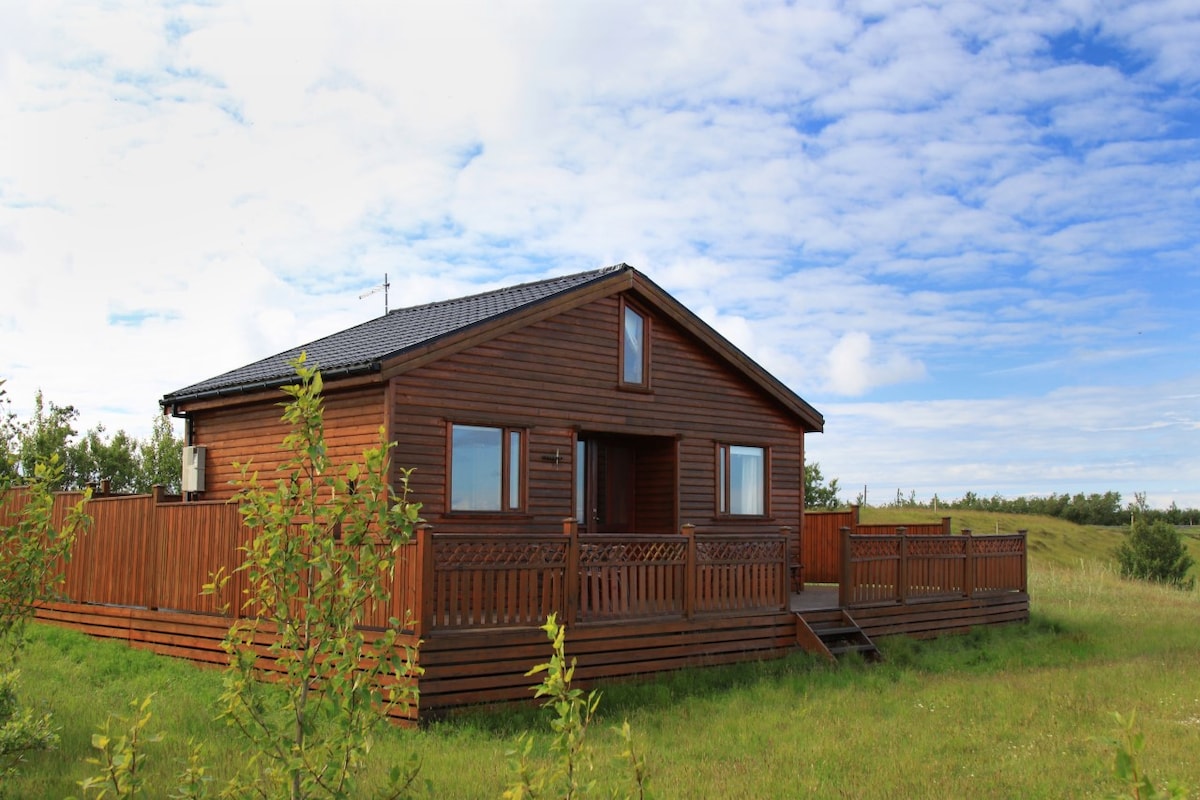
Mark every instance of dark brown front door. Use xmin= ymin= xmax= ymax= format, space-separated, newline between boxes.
xmin=581 ymin=438 xmax=636 ymax=533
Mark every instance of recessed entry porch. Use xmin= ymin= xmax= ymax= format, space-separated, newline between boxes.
xmin=574 ymin=433 xmax=677 ymax=535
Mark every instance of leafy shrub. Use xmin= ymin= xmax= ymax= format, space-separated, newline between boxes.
xmin=0 ymin=456 xmax=90 ymax=776
xmin=207 ymin=355 xmax=423 ymax=799
xmin=1107 ymin=711 xmax=1188 ymax=799
xmin=76 ymin=695 xmax=162 ymax=799
xmin=504 ymin=614 xmax=650 ymax=800
xmin=1114 ymin=519 xmax=1195 ymax=589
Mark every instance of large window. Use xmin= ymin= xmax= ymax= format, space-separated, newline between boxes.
xmin=717 ymin=444 xmax=767 ymax=516
xmin=450 ymin=424 xmax=524 ymax=512
xmin=621 ymin=300 xmax=649 ymax=386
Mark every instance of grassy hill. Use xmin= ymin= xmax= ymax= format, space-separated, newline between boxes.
xmin=858 ymin=505 xmax=1200 ymax=579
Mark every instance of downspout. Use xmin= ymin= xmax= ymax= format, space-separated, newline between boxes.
xmin=168 ymin=404 xmax=194 ymax=446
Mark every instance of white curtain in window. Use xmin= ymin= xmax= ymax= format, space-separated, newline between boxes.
xmin=729 ymin=446 xmax=764 ymax=515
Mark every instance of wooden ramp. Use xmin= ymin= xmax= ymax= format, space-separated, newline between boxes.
xmin=795 ymin=610 xmax=881 ymax=663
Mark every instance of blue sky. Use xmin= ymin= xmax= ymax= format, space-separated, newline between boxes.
xmin=2 ymin=1 xmax=1197 ymax=508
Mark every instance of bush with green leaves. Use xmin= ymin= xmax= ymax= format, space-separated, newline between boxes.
xmin=76 ymin=695 xmax=162 ymax=799
xmin=0 ymin=454 xmax=90 ymax=776
xmin=504 ymin=614 xmax=650 ymax=800
xmin=1107 ymin=711 xmax=1188 ymax=800
xmin=204 ymin=354 xmax=424 ymax=800
xmin=1114 ymin=518 xmax=1195 ymax=589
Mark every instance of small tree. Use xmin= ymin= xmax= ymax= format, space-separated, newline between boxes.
xmin=505 ymin=614 xmax=650 ymax=800
xmin=136 ymin=415 xmax=183 ymax=494
xmin=206 ymin=355 xmax=423 ymax=799
xmin=0 ymin=455 xmax=91 ymax=775
xmin=1115 ymin=518 xmax=1195 ymax=590
xmin=16 ymin=391 xmax=80 ymax=489
xmin=804 ymin=461 xmax=841 ymax=509
xmin=0 ymin=381 xmax=18 ymax=487
xmin=70 ymin=424 xmax=141 ymax=493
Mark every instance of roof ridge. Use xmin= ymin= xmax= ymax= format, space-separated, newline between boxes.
xmin=384 ymin=263 xmax=627 ymax=316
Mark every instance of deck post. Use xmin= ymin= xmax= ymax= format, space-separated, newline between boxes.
xmin=682 ymin=523 xmax=696 ymax=619
xmin=896 ymin=527 xmax=907 ymax=604
xmin=838 ymin=526 xmax=852 ymax=608
xmin=415 ymin=524 xmax=434 ymax=637
xmin=779 ymin=526 xmax=793 ymax=603
xmin=563 ymin=518 xmax=580 ymax=626
xmin=143 ymin=488 xmax=161 ymax=612
xmin=962 ymin=529 xmax=974 ymax=599
xmin=964 ymin=527 xmax=974 ymax=597
xmin=1017 ymin=530 xmax=1028 ymax=592
xmin=941 ymin=516 xmax=952 ymax=535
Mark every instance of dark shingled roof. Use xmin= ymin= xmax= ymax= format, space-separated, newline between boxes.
xmin=162 ymin=264 xmax=626 ymax=405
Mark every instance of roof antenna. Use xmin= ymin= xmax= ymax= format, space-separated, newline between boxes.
xmin=359 ymin=273 xmax=390 ymax=314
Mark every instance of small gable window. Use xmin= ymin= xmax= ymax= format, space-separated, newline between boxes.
xmin=450 ymin=424 xmax=525 ymax=512
xmin=717 ymin=444 xmax=768 ymax=516
xmin=621 ymin=300 xmax=649 ymax=387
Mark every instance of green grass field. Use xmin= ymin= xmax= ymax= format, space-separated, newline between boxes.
xmin=5 ymin=512 xmax=1200 ymax=798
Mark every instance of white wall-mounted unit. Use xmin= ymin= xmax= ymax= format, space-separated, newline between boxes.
xmin=181 ymin=445 xmax=206 ymax=493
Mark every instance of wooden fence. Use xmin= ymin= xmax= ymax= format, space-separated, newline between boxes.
xmin=3 ymin=489 xmax=788 ymax=634
xmin=838 ymin=527 xmax=1027 ymax=608
xmin=2 ymin=487 xmax=241 ymax=615
xmin=802 ymin=506 xmax=952 ymax=584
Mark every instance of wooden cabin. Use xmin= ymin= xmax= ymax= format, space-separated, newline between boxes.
xmin=161 ymin=263 xmax=823 ymax=546
xmin=19 ymin=265 xmax=1027 ymax=721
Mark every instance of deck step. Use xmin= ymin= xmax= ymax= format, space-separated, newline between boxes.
xmin=795 ymin=611 xmax=882 ymax=663
xmin=813 ymin=625 xmax=860 ymax=637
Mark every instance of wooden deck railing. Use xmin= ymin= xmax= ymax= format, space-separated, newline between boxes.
xmin=4 ymin=488 xmax=788 ymax=634
xmin=415 ymin=520 xmax=790 ymax=632
xmin=838 ymin=526 xmax=1027 ymax=608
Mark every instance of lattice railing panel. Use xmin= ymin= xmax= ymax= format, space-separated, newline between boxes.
xmin=433 ymin=538 xmax=567 ymax=569
xmin=849 ymin=536 xmax=900 ymax=560
xmin=580 ymin=539 xmax=686 ymax=566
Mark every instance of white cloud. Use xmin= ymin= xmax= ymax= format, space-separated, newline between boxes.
xmin=1 ymin=0 xmax=1197 ymax=508
xmin=825 ymin=331 xmax=926 ymax=396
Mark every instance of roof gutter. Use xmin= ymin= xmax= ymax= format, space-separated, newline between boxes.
xmin=160 ymin=361 xmax=381 ymax=408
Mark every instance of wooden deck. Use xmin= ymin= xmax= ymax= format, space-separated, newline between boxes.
xmin=7 ymin=489 xmax=1030 ymax=720
xmin=791 ymin=585 xmax=839 ymax=612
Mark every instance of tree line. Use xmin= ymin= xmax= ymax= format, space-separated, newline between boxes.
xmin=803 ymin=462 xmax=1198 ymax=527
xmin=0 ymin=381 xmax=183 ymax=494
xmin=878 ymin=489 xmax=1199 ymax=528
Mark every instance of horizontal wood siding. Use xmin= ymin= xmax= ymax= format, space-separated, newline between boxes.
xmin=191 ymin=386 xmax=385 ymax=501
xmin=391 ymin=294 xmax=802 ymax=536
xmin=416 ymin=612 xmax=798 ymax=712
xmin=848 ymin=594 xmax=1031 ymax=640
